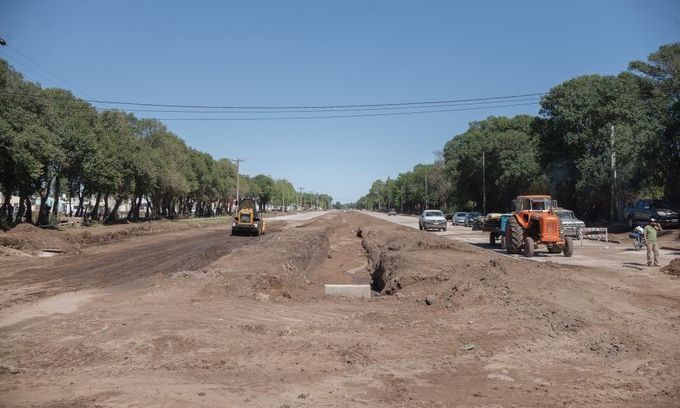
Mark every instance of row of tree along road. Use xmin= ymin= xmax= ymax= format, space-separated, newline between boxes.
xmin=0 ymin=59 xmax=332 ymax=228
xmin=356 ymin=43 xmax=680 ymax=224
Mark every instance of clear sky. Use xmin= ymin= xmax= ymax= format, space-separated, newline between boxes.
xmin=1 ymin=1 xmax=678 ymax=202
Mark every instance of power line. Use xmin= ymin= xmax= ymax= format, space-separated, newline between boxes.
xmin=100 ymin=97 xmax=541 ymax=114
xmin=0 ymin=54 xmax=542 ymax=120
xmin=146 ymin=102 xmax=539 ymax=121
xmin=2 ymin=45 xmax=91 ymax=98
xmin=0 ymin=50 xmax=61 ymax=89
xmin=86 ymin=92 xmax=546 ymax=110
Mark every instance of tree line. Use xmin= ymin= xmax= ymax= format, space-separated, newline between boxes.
xmin=0 ymin=59 xmax=331 ymax=228
xmin=356 ymin=43 xmax=679 ymax=222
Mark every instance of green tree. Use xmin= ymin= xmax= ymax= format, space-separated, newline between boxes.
xmin=443 ymin=115 xmax=544 ymax=213
xmin=539 ymin=74 xmax=664 ymax=220
xmin=629 ymin=43 xmax=680 ymax=203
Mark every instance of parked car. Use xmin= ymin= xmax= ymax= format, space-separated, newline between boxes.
xmin=452 ymin=212 xmax=468 ymax=226
xmin=553 ymin=208 xmax=586 ymax=237
xmin=388 ymin=208 xmax=397 ymax=216
xmin=464 ymin=212 xmax=482 ymax=227
xmin=625 ymin=199 xmax=679 ymax=227
xmin=419 ymin=210 xmax=447 ymax=231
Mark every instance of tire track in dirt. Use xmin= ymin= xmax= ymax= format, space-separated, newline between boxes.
xmin=0 ymin=226 xmax=252 ymax=309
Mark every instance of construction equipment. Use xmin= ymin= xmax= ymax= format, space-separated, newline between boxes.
xmin=483 ymin=213 xmax=511 ymax=247
xmin=505 ymin=195 xmax=573 ymax=257
xmin=232 ymin=197 xmax=266 ymax=236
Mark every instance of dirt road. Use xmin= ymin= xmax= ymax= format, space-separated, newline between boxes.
xmin=1 ymin=211 xmax=679 ymax=407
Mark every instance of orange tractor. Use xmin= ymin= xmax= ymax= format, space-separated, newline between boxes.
xmin=505 ymin=195 xmax=574 ymax=257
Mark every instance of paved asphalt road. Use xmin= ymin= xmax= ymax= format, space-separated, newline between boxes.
xmin=367 ymin=211 xmax=679 ymax=272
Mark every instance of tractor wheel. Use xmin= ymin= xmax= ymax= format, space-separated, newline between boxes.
xmin=548 ymin=245 xmax=562 ymax=254
xmin=506 ymin=216 xmax=524 ymax=254
xmin=523 ymin=236 xmax=535 ymax=257
xmin=563 ymin=237 xmax=574 ymax=257
xmin=500 ymin=235 xmax=506 ymax=249
xmin=489 ymin=232 xmax=496 ymax=246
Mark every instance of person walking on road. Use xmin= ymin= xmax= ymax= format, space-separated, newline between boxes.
xmin=643 ymin=218 xmax=662 ymax=267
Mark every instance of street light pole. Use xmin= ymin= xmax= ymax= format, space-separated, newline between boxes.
xmin=610 ymin=126 xmax=616 ymax=222
xmin=231 ymin=158 xmax=245 ymax=203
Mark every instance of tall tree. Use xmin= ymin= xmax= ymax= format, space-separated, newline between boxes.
xmin=629 ymin=43 xmax=680 ymax=203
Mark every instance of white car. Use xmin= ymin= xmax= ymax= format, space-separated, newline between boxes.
xmin=419 ymin=210 xmax=447 ymax=231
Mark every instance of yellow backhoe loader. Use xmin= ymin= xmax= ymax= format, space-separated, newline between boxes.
xmin=231 ymin=197 xmax=266 ymax=236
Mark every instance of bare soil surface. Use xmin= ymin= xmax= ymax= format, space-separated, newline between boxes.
xmin=1 ymin=211 xmax=679 ymax=407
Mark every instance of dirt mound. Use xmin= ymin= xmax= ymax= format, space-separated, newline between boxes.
xmin=1 ymin=223 xmax=77 ymax=254
xmin=199 ymin=225 xmax=330 ymax=300
xmin=661 ymin=257 xmax=680 ymax=276
xmin=358 ymin=223 xmax=508 ymax=296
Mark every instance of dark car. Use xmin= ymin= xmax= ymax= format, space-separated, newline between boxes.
xmin=464 ymin=212 xmax=482 ymax=227
xmin=625 ymin=199 xmax=679 ymax=227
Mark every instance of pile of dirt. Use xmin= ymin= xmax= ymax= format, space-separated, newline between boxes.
xmin=64 ymin=222 xmax=167 ymax=246
xmin=0 ymin=223 xmax=77 ymax=254
xmin=661 ymin=257 xmax=680 ymax=277
xmin=197 ymin=224 xmax=330 ymax=300
xmin=0 ymin=218 xmax=233 ymax=257
xmin=358 ymin=223 xmax=508 ymax=297
xmin=355 ymin=219 xmax=596 ymax=338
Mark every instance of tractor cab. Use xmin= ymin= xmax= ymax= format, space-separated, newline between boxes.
xmin=513 ymin=195 xmax=555 ymax=212
xmin=512 ymin=195 xmax=558 ymax=225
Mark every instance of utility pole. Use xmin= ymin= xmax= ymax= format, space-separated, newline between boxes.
xmin=231 ymin=158 xmax=245 ymax=203
xmin=610 ymin=126 xmax=616 ymax=222
xmin=299 ymin=187 xmax=304 ymax=209
xmin=425 ymin=174 xmax=428 ymax=210
xmin=482 ymin=151 xmax=486 ymax=215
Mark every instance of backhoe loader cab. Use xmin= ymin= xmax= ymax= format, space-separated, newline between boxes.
xmin=232 ymin=197 xmax=266 ymax=236
xmin=506 ymin=195 xmax=573 ymax=257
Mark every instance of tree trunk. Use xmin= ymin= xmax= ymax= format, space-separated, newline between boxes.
xmin=52 ymin=177 xmax=61 ymax=217
xmin=106 ymin=197 xmax=123 ymax=223
xmin=1 ymin=192 xmax=12 ymax=225
xmin=24 ymin=195 xmax=32 ymax=224
xmin=76 ymin=189 xmax=84 ymax=217
xmin=135 ymin=195 xmax=142 ymax=221
xmin=103 ymin=193 xmax=110 ymax=220
xmin=126 ymin=197 xmax=136 ymax=221
xmin=91 ymin=192 xmax=102 ymax=220
xmin=145 ymin=196 xmax=151 ymax=219
xmin=37 ymin=180 xmax=52 ymax=226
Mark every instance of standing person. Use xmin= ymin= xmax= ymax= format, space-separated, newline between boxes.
xmin=643 ymin=218 xmax=662 ymax=267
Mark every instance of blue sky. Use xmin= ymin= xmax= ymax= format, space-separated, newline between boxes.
xmin=1 ymin=1 xmax=678 ymax=202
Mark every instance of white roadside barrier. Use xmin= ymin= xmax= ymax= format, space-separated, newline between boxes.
xmin=324 ymin=284 xmax=372 ymax=299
